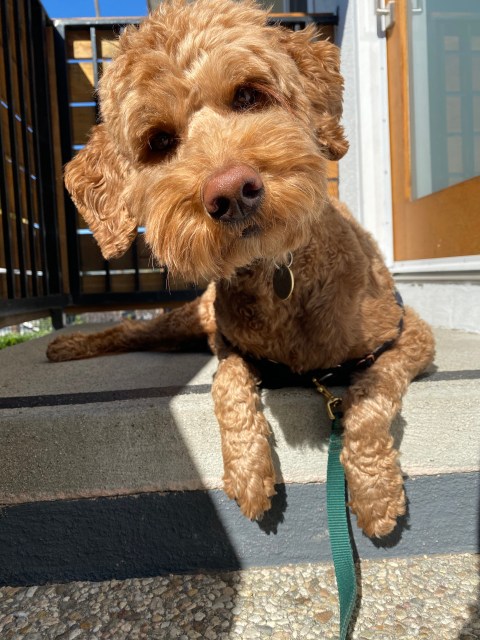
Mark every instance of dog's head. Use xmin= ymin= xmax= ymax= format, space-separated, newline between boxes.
xmin=65 ymin=0 xmax=347 ymax=281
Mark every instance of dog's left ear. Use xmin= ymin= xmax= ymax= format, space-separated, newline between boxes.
xmin=64 ymin=124 xmax=137 ymax=260
xmin=280 ymin=27 xmax=348 ymax=161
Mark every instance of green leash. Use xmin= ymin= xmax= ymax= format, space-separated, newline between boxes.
xmin=314 ymin=380 xmax=357 ymax=640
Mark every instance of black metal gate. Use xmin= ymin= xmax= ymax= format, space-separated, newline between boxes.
xmin=0 ymin=0 xmax=68 ymax=328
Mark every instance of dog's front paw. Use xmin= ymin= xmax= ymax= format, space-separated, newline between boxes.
xmin=342 ymin=451 xmax=406 ymax=538
xmin=224 ymin=465 xmax=276 ymax=521
xmin=46 ymin=333 xmax=92 ymax=362
xmin=349 ymin=483 xmax=405 ymax=538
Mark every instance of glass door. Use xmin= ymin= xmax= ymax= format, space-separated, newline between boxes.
xmin=387 ymin=0 xmax=480 ymax=261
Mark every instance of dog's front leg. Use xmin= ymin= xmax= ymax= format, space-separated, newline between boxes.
xmin=340 ymin=307 xmax=435 ymax=538
xmin=212 ymin=349 xmax=276 ymax=520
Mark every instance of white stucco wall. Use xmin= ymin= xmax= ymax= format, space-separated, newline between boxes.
xmin=396 ymin=283 xmax=480 ymax=333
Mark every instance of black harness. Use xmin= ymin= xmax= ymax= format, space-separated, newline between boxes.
xmin=238 ymin=290 xmax=405 ymax=389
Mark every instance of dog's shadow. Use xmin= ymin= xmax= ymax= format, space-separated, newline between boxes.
xmin=256 ymin=386 xmax=330 ymax=533
xmin=263 ymin=386 xmax=332 ymax=448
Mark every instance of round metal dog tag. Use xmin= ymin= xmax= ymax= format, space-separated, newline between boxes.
xmin=273 ymin=264 xmax=295 ymax=300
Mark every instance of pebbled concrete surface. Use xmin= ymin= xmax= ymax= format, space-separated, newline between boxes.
xmin=0 ymin=553 xmax=477 ymax=639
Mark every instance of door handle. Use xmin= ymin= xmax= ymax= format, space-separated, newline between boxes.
xmin=412 ymin=0 xmax=423 ymax=15
xmin=376 ymin=0 xmax=395 ymax=32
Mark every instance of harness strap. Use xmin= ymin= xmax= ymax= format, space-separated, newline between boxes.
xmin=243 ymin=289 xmax=406 ymax=389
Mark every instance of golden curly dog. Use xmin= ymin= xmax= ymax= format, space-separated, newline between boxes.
xmin=47 ymin=0 xmax=435 ymax=538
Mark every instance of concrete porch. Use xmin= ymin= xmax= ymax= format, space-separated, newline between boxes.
xmin=0 ymin=324 xmax=478 ymax=639
xmin=0 ymin=325 xmax=478 ymax=587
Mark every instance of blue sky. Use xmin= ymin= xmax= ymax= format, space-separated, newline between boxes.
xmin=41 ymin=0 xmax=148 ymax=18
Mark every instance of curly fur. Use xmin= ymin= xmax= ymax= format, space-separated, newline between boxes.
xmin=49 ymin=0 xmax=435 ymax=538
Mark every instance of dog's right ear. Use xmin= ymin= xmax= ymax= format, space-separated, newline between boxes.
xmin=64 ymin=124 xmax=137 ymax=260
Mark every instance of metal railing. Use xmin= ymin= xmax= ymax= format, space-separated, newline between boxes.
xmin=0 ymin=0 xmax=68 ymax=328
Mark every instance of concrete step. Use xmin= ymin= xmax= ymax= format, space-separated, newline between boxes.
xmin=0 ymin=326 xmax=478 ymax=585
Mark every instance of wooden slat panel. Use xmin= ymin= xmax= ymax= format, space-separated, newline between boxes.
xmin=66 ymin=30 xmax=92 ymax=59
xmin=6 ymin=1 xmax=19 ymax=116
xmin=82 ymin=271 xmax=168 ymax=294
xmin=76 ymin=210 xmax=90 ymax=230
xmin=327 ymin=161 xmax=339 ymax=199
xmin=136 ymin=234 xmax=154 ymax=270
xmin=0 ymin=274 xmax=7 ymax=299
xmin=0 ymin=208 xmax=6 ymax=290
xmin=110 ymin=273 xmax=136 ymax=293
xmin=318 ymin=25 xmax=335 ymax=42
xmin=0 ymin=101 xmax=10 ymax=155
xmin=14 ymin=118 xmax=24 ymax=169
xmin=165 ymin=273 xmax=195 ymax=291
xmin=67 ymin=62 xmax=95 ymax=102
xmin=327 ymin=180 xmax=338 ymax=199
xmin=46 ymin=25 xmax=70 ymax=294
xmin=97 ymin=31 xmax=120 ymax=59
xmin=81 ymin=275 xmax=107 ymax=295
xmin=326 ymin=160 xmax=338 ymax=180
xmin=108 ymin=248 xmax=136 ymax=271
xmin=79 ymin=234 xmax=105 ymax=271
xmin=139 ymin=270 xmax=167 ymax=292
xmin=71 ymin=106 xmax=96 ymax=145
xmin=0 ymin=52 xmax=6 ymax=106
xmin=0 ymin=3 xmax=14 ymax=296
xmin=0 ymin=3 xmax=6 ymax=99
xmin=18 ymin=4 xmax=33 ymax=131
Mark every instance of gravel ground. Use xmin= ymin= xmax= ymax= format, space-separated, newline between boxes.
xmin=0 ymin=553 xmax=477 ymax=640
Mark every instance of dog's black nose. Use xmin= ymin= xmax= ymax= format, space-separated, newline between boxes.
xmin=203 ymin=164 xmax=264 ymax=223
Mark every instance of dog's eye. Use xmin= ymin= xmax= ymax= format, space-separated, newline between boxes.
xmin=232 ymin=86 xmax=264 ymax=111
xmin=148 ymin=131 xmax=178 ymax=154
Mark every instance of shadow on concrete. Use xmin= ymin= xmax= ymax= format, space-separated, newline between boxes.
xmin=0 ymin=324 xmax=239 ymax=628
xmin=262 ymin=387 xmax=331 ymax=451
xmin=458 ymin=588 xmax=480 ymax=640
xmin=457 ymin=478 xmax=480 ymax=640
xmin=0 ymin=491 xmax=241 ymax=586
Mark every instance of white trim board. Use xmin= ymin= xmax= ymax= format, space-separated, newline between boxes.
xmin=337 ymin=0 xmax=394 ymax=266
xmin=393 ymin=255 xmax=480 ymax=275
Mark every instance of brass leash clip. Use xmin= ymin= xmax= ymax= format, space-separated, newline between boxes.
xmin=312 ymin=378 xmax=342 ymax=420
